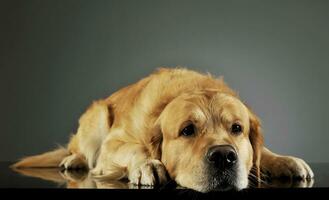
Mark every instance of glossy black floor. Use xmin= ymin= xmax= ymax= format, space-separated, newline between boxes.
xmin=0 ymin=162 xmax=328 ymax=189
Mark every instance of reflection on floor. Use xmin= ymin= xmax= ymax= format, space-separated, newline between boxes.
xmin=11 ymin=167 xmax=314 ymax=189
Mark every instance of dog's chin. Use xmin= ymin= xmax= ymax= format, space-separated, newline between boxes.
xmin=179 ymin=179 xmax=244 ymax=193
xmin=175 ymin=162 xmax=249 ymax=192
xmin=198 ymin=170 xmax=248 ymax=192
xmin=177 ymin=173 xmax=248 ymax=193
xmin=200 ymin=177 xmax=239 ymax=192
xmin=204 ymin=180 xmax=240 ymax=192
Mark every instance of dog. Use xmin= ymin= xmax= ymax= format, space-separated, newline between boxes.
xmin=12 ymin=68 xmax=313 ymax=192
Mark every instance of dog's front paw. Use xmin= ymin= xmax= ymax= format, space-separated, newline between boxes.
xmin=262 ymin=156 xmax=314 ymax=180
xmin=129 ymin=159 xmax=168 ymax=186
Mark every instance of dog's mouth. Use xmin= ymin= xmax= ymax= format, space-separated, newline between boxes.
xmin=204 ymin=171 xmax=239 ymax=192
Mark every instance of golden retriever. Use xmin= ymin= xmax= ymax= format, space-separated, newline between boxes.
xmin=12 ymin=68 xmax=313 ymax=192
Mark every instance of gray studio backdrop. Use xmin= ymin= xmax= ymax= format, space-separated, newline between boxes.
xmin=1 ymin=0 xmax=329 ymax=162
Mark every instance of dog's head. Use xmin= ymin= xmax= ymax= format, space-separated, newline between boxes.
xmin=151 ymin=90 xmax=263 ymax=192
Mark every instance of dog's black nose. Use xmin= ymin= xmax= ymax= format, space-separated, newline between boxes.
xmin=207 ymin=145 xmax=237 ymax=170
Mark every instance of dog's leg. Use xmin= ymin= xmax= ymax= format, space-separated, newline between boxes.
xmin=58 ymin=134 xmax=88 ymax=170
xmin=260 ymin=147 xmax=314 ymax=180
xmin=60 ymin=100 xmax=112 ymax=170
xmin=91 ymin=136 xmax=168 ymax=186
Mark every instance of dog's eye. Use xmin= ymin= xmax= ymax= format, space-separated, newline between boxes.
xmin=231 ymin=123 xmax=243 ymax=135
xmin=180 ymin=124 xmax=195 ymax=137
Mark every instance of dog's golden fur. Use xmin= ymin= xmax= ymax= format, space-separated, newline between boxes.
xmin=12 ymin=68 xmax=313 ymax=192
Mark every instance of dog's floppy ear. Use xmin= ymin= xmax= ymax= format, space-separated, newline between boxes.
xmin=146 ymin=120 xmax=163 ymax=160
xmin=248 ymin=108 xmax=264 ymax=183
